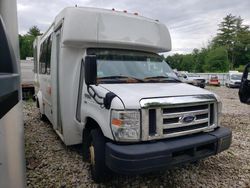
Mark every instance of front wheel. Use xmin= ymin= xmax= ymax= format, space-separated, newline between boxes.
xmin=89 ymin=129 xmax=110 ymax=183
xmin=40 ymin=113 xmax=47 ymax=121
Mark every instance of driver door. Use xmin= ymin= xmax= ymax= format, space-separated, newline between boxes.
xmin=239 ymin=63 xmax=250 ymax=104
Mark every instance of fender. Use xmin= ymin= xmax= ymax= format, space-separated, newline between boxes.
xmin=82 ymin=97 xmax=124 ymax=141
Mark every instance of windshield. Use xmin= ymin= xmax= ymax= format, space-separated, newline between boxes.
xmin=231 ymin=74 xmax=242 ymax=80
xmin=87 ymin=48 xmax=178 ymax=83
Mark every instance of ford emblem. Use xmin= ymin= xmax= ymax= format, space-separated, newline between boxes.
xmin=182 ymin=115 xmax=195 ymax=123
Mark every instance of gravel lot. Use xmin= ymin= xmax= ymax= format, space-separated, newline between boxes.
xmin=24 ymin=86 xmax=250 ymax=188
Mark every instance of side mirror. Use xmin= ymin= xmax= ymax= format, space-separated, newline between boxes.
xmin=239 ymin=63 xmax=250 ymax=104
xmin=85 ymin=55 xmax=97 ymax=85
xmin=183 ymin=75 xmax=187 ymax=79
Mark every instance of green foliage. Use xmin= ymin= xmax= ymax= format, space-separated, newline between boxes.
xmin=19 ymin=26 xmax=42 ymax=60
xmin=211 ymin=14 xmax=250 ymax=69
xmin=181 ymin=54 xmax=195 ymax=72
xmin=19 ymin=34 xmax=34 ymax=59
xmin=27 ymin=26 xmax=41 ymax=37
xmin=236 ymin=65 xmax=247 ymax=72
xmin=212 ymin=14 xmax=237 ymax=47
xmin=204 ymin=47 xmax=229 ymax=72
xmin=166 ymin=14 xmax=250 ymax=72
xmin=166 ymin=53 xmax=183 ymax=70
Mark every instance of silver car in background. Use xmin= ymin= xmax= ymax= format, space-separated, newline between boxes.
xmin=225 ymin=71 xmax=242 ymax=88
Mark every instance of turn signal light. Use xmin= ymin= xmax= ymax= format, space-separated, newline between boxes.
xmin=112 ymin=118 xmax=122 ymax=127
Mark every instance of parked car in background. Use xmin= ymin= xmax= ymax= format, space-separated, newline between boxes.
xmin=225 ymin=71 xmax=242 ymax=88
xmin=177 ymin=72 xmax=206 ymax=88
xmin=239 ymin=64 xmax=250 ymax=104
xmin=21 ymin=60 xmax=35 ymax=99
xmin=208 ymin=75 xmax=220 ymax=86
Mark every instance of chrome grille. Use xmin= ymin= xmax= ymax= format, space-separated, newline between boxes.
xmin=140 ymin=95 xmax=218 ymax=141
xmin=162 ymin=103 xmax=213 ymax=138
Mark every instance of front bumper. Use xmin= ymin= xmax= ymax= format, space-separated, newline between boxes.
xmin=193 ymin=80 xmax=206 ymax=88
xmin=229 ymin=83 xmax=241 ymax=88
xmin=105 ymin=127 xmax=231 ymax=174
xmin=194 ymin=82 xmax=205 ymax=88
xmin=209 ymin=82 xmax=220 ymax=86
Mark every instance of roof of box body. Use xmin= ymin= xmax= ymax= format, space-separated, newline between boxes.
xmin=53 ymin=7 xmax=171 ymax=53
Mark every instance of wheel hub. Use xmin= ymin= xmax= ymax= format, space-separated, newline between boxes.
xmin=89 ymin=145 xmax=95 ymax=165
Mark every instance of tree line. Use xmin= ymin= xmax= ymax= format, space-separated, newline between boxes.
xmin=166 ymin=14 xmax=250 ymax=72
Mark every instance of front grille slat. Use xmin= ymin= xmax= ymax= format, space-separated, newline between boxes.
xmin=209 ymin=103 xmax=214 ymax=125
xmin=148 ymin=109 xmax=157 ymax=135
xmin=163 ymin=123 xmax=208 ymax=134
xmin=163 ymin=104 xmax=208 ymax=114
xmin=163 ymin=109 xmax=209 ymax=119
xmin=196 ymin=113 xmax=208 ymax=120
xmin=163 ymin=118 xmax=209 ymax=129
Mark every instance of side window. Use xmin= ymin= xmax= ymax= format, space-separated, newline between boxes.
xmin=33 ymin=46 xmax=37 ymax=73
xmin=39 ymin=34 xmax=52 ymax=74
xmin=46 ymin=36 xmax=52 ymax=75
xmin=39 ymin=42 xmax=46 ymax=74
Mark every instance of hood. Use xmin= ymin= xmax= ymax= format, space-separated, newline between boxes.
xmin=231 ymin=79 xmax=241 ymax=82
xmin=100 ymin=83 xmax=215 ymax=108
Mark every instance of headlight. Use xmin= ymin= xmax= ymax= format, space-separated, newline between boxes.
xmin=111 ymin=110 xmax=140 ymax=142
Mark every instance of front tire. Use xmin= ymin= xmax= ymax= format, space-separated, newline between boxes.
xmin=89 ymin=129 xmax=110 ymax=183
xmin=82 ymin=129 xmax=91 ymax=161
xmin=39 ymin=112 xmax=47 ymax=121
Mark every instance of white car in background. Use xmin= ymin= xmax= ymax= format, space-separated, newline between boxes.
xmin=20 ymin=60 xmax=35 ymax=99
xmin=177 ymin=72 xmax=206 ymax=88
xmin=225 ymin=71 xmax=242 ymax=88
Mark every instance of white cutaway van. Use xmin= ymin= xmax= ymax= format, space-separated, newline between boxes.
xmin=34 ymin=7 xmax=232 ymax=182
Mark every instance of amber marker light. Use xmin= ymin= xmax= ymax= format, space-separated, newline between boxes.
xmin=112 ymin=118 xmax=123 ymax=127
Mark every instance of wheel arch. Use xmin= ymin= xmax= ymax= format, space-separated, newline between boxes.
xmin=82 ymin=117 xmax=102 ymax=142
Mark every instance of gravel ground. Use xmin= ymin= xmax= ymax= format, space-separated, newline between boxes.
xmin=24 ymin=86 xmax=250 ymax=188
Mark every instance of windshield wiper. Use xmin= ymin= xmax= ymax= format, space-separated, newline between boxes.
xmin=166 ymin=76 xmax=182 ymax=82
xmin=143 ymin=76 xmax=181 ymax=82
xmin=98 ymin=76 xmax=144 ymax=82
xmin=144 ymin=76 xmax=169 ymax=79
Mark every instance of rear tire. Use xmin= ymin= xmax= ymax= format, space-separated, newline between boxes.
xmin=89 ymin=129 xmax=110 ymax=183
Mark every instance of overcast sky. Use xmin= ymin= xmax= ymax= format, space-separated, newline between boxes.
xmin=17 ymin=0 xmax=250 ymax=54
